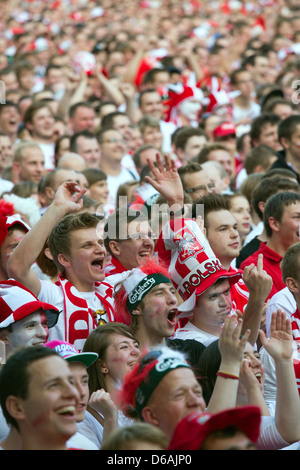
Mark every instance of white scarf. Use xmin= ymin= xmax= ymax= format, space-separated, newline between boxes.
xmin=57 ymin=275 xmax=115 ymax=352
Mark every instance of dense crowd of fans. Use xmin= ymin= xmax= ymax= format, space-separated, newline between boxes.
xmin=0 ymin=0 xmax=300 ymax=451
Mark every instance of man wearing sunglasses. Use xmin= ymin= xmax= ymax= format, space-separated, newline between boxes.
xmin=104 ymin=207 xmax=155 ymax=286
xmin=178 ymin=161 xmax=216 ymax=202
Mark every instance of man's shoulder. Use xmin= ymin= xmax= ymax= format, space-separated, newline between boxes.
xmin=267 ymin=286 xmax=295 ymax=309
xmin=38 ymin=279 xmax=64 ymax=304
xmin=270 ymin=151 xmax=299 ymax=177
xmin=240 ymin=249 xmax=260 ymax=269
xmin=0 ymin=178 xmax=14 ymax=193
xmin=236 ymin=237 xmax=262 ymax=268
xmin=240 ymin=242 xmax=280 ymax=269
xmin=174 ymin=322 xmax=216 ymax=344
xmin=39 ymin=279 xmax=61 ymax=292
xmin=241 ymin=236 xmax=262 ymax=256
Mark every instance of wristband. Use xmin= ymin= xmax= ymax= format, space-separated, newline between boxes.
xmin=216 ymin=371 xmax=239 ymax=380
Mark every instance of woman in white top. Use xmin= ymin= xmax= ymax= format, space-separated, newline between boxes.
xmin=77 ymin=323 xmax=141 ymax=449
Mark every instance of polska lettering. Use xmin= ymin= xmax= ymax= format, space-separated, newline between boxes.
xmin=183 ymin=259 xmax=222 ymax=295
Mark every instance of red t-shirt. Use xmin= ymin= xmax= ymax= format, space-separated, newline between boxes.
xmin=228 ymin=266 xmax=249 ymax=313
xmin=240 ymin=242 xmax=284 ymax=300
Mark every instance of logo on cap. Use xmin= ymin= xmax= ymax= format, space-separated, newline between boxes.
xmin=155 ymin=356 xmax=187 ymax=373
xmin=128 ymin=276 xmax=156 ymax=305
xmin=174 ymin=226 xmax=204 ymax=263
xmin=55 ymin=343 xmax=77 ymax=356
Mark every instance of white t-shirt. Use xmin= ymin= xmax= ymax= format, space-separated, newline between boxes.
xmin=160 ymin=120 xmax=177 ymax=154
xmin=257 ymin=416 xmax=290 ymax=450
xmin=77 ymin=409 xmax=133 ymax=449
xmin=0 ymin=178 xmax=13 ymax=195
xmin=266 ymin=287 xmax=296 ymax=338
xmin=232 ymin=100 xmax=261 ymax=123
xmin=38 ymin=280 xmax=110 ymax=350
xmin=38 ymin=142 xmax=55 ymax=170
xmin=67 ymin=431 xmax=99 ymax=450
xmin=259 ymin=346 xmax=300 ymax=450
xmin=106 ymin=167 xmax=137 ymax=209
xmin=235 ymin=167 xmax=247 ymax=190
xmin=173 ymin=321 xmax=218 ymax=346
xmin=121 ymin=153 xmax=139 ymax=180
xmin=0 ymin=409 xmax=9 ymax=442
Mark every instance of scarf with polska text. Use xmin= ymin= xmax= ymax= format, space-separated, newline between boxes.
xmin=57 ymin=275 xmax=115 ymax=352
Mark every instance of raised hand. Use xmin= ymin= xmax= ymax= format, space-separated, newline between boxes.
xmin=259 ymin=309 xmax=293 ymax=361
xmin=53 ymin=181 xmax=87 ymax=214
xmin=144 ymin=153 xmax=184 ymax=208
xmin=65 ymin=66 xmax=86 ymax=92
xmin=218 ymin=314 xmax=251 ymax=375
xmin=119 ymin=82 xmax=135 ymax=102
xmin=207 ymin=315 xmax=251 ymax=413
xmin=239 ymin=357 xmax=263 ymax=390
xmin=243 ymin=253 xmax=272 ymax=301
xmin=88 ymin=389 xmax=118 ymax=421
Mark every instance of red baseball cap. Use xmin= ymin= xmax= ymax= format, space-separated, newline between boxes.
xmin=0 ymin=214 xmax=30 ymax=247
xmin=213 ymin=121 xmax=236 ymax=138
xmin=0 ymin=279 xmax=59 ymax=329
xmin=168 ymin=406 xmax=261 ymax=450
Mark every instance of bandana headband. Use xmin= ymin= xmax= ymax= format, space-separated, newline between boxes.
xmin=134 ymin=350 xmax=191 ymax=419
xmin=126 ymin=273 xmax=171 ymax=313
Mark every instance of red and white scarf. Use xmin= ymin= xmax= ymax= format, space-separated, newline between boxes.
xmin=104 ymin=257 xmax=126 ymax=277
xmin=57 ymin=275 xmax=115 ymax=352
xmin=228 ymin=266 xmax=249 ymax=313
xmin=289 ymin=306 xmax=300 ymax=395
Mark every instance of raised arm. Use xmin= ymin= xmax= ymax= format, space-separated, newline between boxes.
xmin=144 ymin=153 xmax=184 ymax=210
xmin=259 ymin=309 xmax=300 ymax=444
xmin=176 ymin=40 xmax=203 ymax=83
xmin=241 ymin=254 xmax=273 ymax=345
xmin=88 ymin=389 xmax=118 ymax=447
xmin=122 ymin=15 xmax=158 ymax=85
xmin=207 ymin=314 xmax=250 ymax=413
xmin=239 ymin=357 xmax=271 ymax=416
xmin=96 ymin=67 xmax=126 ymax=108
xmin=8 ymin=182 xmax=86 ymax=297
xmin=56 ymin=68 xmax=88 ymax=121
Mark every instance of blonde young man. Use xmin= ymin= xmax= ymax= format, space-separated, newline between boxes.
xmin=8 ymin=182 xmax=115 ymax=352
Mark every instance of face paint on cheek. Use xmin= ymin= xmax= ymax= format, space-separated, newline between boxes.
xmin=31 ymin=408 xmax=52 ymax=429
xmin=149 ymin=305 xmax=163 ymax=319
xmin=111 ymin=357 xmax=125 ymax=363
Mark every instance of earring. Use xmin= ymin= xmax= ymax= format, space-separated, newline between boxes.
xmin=103 ymin=368 xmax=108 ymax=373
